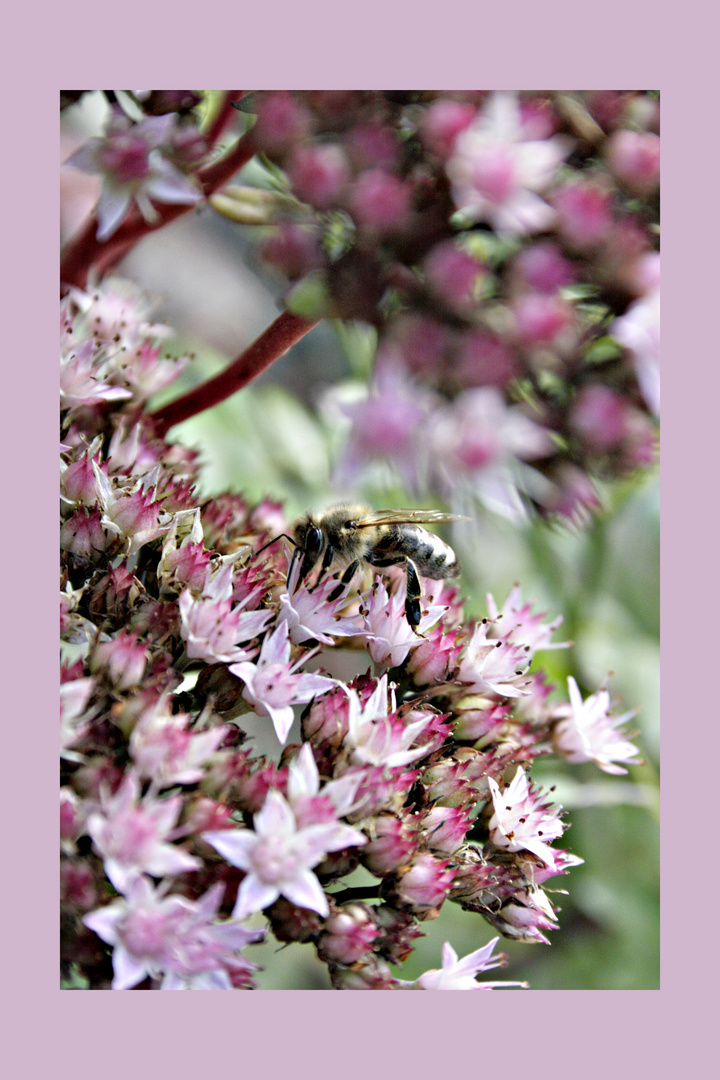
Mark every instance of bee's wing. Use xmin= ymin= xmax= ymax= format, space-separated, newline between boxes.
xmin=352 ymin=509 xmax=470 ymax=528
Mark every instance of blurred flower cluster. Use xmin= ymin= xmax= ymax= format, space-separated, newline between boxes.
xmin=60 ymin=90 xmax=653 ymax=990
xmin=244 ymin=89 xmax=659 ymax=520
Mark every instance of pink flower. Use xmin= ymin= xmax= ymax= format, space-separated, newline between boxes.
xmin=203 ymin=788 xmax=366 ymax=919
xmin=60 ymin=339 xmax=133 ymax=414
xmin=278 ymin=553 xmax=365 ymax=646
xmin=91 ymin=463 xmax=171 ymax=556
xmin=343 ymin=674 xmax=435 ymax=769
xmin=484 ymin=882 xmax=561 ymax=944
xmin=86 ymin=772 xmax=201 ymax=893
xmin=286 ymin=742 xmax=364 ymax=823
xmin=612 ymin=286 xmax=660 ymax=417
xmin=60 ymin=676 xmax=96 ymax=757
xmin=129 ymin=698 xmax=228 ymax=787
xmin=66 ymin=278 xmax=172 ymax=347
xmin=485 ymin=584 xmax=569 ymax=657
xmin=402 ymin=938 xmax=527 ymax=989
xmin=179 ymin=562 xmax=273 ymax=664
xmin=329 ymin=358 xmax=437 ymax=490
xmin=447 ymin=91 xmax=570 ymax=234
xmin=428 ymin=388 xmax=553 ymax=517
xmin=229 ymin=621 xmax=338 ymax=744
xmin=456 ymin=620 xmax=531 ymax=698
xmin=486 ymin=767 xmax=564 ymax=867
xmin=552 ymin=676 xmax=641 ymax=775
xmin=83 ymin=877 xmax=263 ymax=990
xmin=361 ymin=574 xmax=446 ymax=669
xmin=65 ymin=114 xmax=202 ymax=241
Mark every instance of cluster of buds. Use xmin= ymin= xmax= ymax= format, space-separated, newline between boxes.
xmin=241 ymin=90 xmax=659 ymax=520
xmin=60 ymin=276 xmax=642 ymax=989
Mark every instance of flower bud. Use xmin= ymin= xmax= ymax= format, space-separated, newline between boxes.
xmin=606 ymin=130 xmax=660 ymax=195
xmin=316 ymin=904 xmax=379 ymax=965
xmin=388 ymin=852 xmax=456 ymax=916
xmin=361 ymin=814 xmax=418 ymax=876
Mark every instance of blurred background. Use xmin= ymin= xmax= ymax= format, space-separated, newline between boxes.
xmin=62 ymin=93 xmax=659 ymax=989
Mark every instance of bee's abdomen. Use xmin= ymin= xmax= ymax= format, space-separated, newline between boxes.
xmin=398 ymin=526 xmax=460 ymax=579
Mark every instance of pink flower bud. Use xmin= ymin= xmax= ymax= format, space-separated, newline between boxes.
xmin=453 ymin=330 xmax=519 ymax=388
xmin=63 ymin=451 xmax=106 ymax=505
xmin=361 ymin=814 xmax=418 ymax=875
xmin=421 ymin=99 xmax=477 ymax=159
xmin=453 ymin=702 xmax=510 ymax=742
xmin=347 ymin=122 xmax=400 ymax=170
xmin=330 ymin=956 xmax=396 ymax=989
xmin=391 ymin=852 xmax=456 ymax=914
xmin=61 ymin=860 xmax=98 ymax=911
xmin=317 ymin=904 xmax=380 ymax=964
xmin=553 ymin=179 xmax=612 ymax=248
xmin=606 ymin=130 xmax=660 ymax=195
xmin=421 ymin=805 xmax=472 ymax=854
xmin=422 ymin=240 xmax=487 ymax=312
xmin=514 ymin=242 xmax=575 ymax=293
xmin=570 ymin=385 xmax=628 ymax=451
xmin=61 ymin=507 xmax=110 ymax=558
xmin=252 ymin=92 xmax=312 ymax=155
xmin=349 ymin=168 xmax=412 ymax=234
xmin=288 ymin=144 xmax=350 ymax=208
xmin=514 ymin=292 xmax=573 ymax=346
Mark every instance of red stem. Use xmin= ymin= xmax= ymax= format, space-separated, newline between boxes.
xmin=151 ymin=310 xmax=319 ymax=436
xmin=204 ymin=92 xmax=245 ymax=146
xmin=60 ymin=127 xmax=258 ymax=290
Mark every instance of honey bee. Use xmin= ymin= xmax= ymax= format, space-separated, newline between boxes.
xmin=290 ymin=503 xmax=467 ymax=629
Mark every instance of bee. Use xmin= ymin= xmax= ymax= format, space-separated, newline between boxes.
xmin=290 ymin=503 xmax=467 ymax=629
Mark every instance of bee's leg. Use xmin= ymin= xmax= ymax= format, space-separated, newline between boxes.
xmin=327 ymin=559 xmax=360 ymax=602
xmin=307 ymin=544 xmax=335 ymax=592
xmin=404 ymin=558 xmax=424 ymax=631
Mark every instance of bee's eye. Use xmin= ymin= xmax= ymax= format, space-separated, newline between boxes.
xmin=304 ymin=525 xmax=323 ymax=559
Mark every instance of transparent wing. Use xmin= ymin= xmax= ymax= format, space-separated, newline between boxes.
xmin=352 ymin=509 xmax=470 ymax=528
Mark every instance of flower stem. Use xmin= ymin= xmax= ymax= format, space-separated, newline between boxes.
xmin=60 ymin=129 xmax=258 ymax=291
xmin=151 ymin=310 xmax=319 ymax=435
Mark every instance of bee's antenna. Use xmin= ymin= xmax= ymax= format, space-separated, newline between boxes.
xmin=252 ymin=533 xmax=297 ymax=560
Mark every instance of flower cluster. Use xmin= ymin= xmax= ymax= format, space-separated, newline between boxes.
xmin=243 ymin=90 xmax=659 ymax=521
xmin=60 ymin=276 xmax=641 ymax=989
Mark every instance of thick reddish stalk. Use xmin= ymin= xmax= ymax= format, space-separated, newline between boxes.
xmin=60 ymin=128 xmax=258 ymax=290
xmin=151 ymin=311 xmax=319 ymax=436
xmin=204 ymin=92 xmax=245 ymax=146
